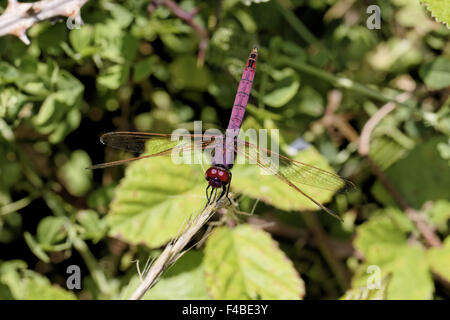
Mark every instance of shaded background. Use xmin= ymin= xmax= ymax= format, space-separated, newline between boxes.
xmin=0 ymin=0 xmax=449 ymax=299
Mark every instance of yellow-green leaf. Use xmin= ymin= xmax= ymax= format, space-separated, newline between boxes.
xmin=420 ymin=0 xmax=450 ymax=28
xmin=107 ymin=156 xmax=206 ymax=248
xmin=232 ymin=147 xmax=338 ymax=212
xmin=0 ymin=260 xmax=76 ymax=300
xmin=354 ymin=208 xmax=434 ymax=299
xmin=427 ymin=236 xmax=450 ymax=282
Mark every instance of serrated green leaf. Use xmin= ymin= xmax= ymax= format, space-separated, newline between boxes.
xmin=107 ymin=156 xmax=206 ymax=248
xmin=419 ymin=57 xmax=450 ymax=90
xmin=354 ymin=212 xmax=408 ymax=264
xmin=32 ymin=94 xmax=58 ymax=127
xmin=427 ymin=236 xmax=450 ymax=282
xmin=420 ymin=0 xmax=450 ymax=28
xmin=387 ymin=246 xmax=433 ymax=300
xmin=141 ymin=251 xmax=210 ymax=299
xmin=354 ymin=209 xmax=434 ymax=299
xmin=232 ymin=147 xmax=338 ymax=212
xmin=204 ymin=225 xmax=304 ymax=299
xmin=342 ymin=275 xmax=389 ymax=300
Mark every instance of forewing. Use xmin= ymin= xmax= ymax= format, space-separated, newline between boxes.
xmin=236 ymin=139 xmax=355 ymax=193
xmin=89 ymin=132 xmax=219 ymax=169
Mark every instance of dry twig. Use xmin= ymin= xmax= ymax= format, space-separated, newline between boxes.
xmin=128 ymin=200 xmax=221 ymax=300
xmin=0 ymin=0 xmax=87 ymax=44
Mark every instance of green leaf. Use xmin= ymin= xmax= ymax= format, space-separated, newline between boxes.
xmin=0 ymin=88 xmax=27 ymax=123
xmin=94 ymin=22 xmax=138 ymax=63
xmin=141 ymin=251 xmax=210 ymax=299
xmin=107 ymin=156 xmax=206 ymax=248
xmin=427 ymin=236 xmax=450 ymax=282
xmin=204 ymin=225 xmax=304 ymax=299
xmin=108 ymin=3 xmax=134 ymax=29
xmin=87 ymin=184 xmax=116 ymax=214
xmin=169 ymin=56 xmax=212 ymax=91
xmin=379 ymin=137 xmax=450 ymax=209
xmin=420 ymin=0 xmax=450 ymax=28
xmin=133 ymin=56 xmax=159 ymax=82
xmin=296 ymin=86 xmax=324 ymax=117
xmin=57 ymin=150 xmax=92 ymax=197
xmin=368 ymin=38 xmax=422 ymax=72
xmin=263 ymin=69 xmax=300 ymax=108
xmin=419 ymin=57 xmax=450 ymax=90
xmin=97 ymin=64 xmax=130 ymax=90
xmin=263 ymin=80 xmax=300 ymax=108
xmin=354 ymin=208 xmax=434 ymax=299
xmin=69 ymin=25 xmax=95 ymax=56
xmin=76 ymin=210 xmax=107 ymax=243
xmin=0 ymin=211 xmax=22 ymax=243
xmin=354 ymin=210 xmax=409 ymax=264
xmin=0 ymin=62 xmax=20 ymax=83
xmin=24 ymin=232 xmax=50 ymax=262
xmin=232 ymin=147 xmax=338 ymax=212
xmin=36 ymin=216 xmax=68 ymax=247
xmin=387 ymin=246 xmax=433 ymax=300
xmin=428 ymin=200 xmax=450 ymax=232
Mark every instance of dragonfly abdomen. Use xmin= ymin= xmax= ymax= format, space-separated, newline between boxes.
xmin=226 ymin=47 xmax=258 ymax=132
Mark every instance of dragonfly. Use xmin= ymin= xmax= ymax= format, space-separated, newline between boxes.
xmin=90 ymin=47 xmax=355 ymax=221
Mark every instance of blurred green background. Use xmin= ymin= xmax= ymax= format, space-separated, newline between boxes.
xmin=0 ymin=0 xmax=449 ymax=300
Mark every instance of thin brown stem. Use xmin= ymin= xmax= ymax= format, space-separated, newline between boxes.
xmin=359 ymin=93 xmax=411 ymax=156
xmin=322 ymin=91 xmax=442 ymax=248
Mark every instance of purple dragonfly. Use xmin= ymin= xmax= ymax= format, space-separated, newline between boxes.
xmin=90 ymin=47 xmax=354 ymax=220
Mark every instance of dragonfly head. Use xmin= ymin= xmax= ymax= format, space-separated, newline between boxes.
xmin=205 ymin=166 xmax=230 ymax=188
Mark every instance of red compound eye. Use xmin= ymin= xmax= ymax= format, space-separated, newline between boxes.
xmin=217 ymin=169 xmax=230 ymax=182
xmin=205 ymin=167 xmax=218 ymax=180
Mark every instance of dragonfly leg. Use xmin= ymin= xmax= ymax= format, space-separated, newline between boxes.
xmin=217 ymin=186 xmax=226 ymax=202
xmin=205 ymin=185 xmax=211 ymax=205
xmin=217 ymin=174 xmax=232 ymax=205
xmin=224 ymin=172 xmax=232 ymax=205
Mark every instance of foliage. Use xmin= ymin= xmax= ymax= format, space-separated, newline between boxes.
xmin=0 ymin=0 xmax=449 ymax=300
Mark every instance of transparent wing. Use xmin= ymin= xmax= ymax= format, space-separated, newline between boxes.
xmin=235 ymin=139 xmax=355 ymax=193
xmin=235 ymin=139 xmax=355 ymax=221
xmin=89 ymin=132 xmax=219 ymax=169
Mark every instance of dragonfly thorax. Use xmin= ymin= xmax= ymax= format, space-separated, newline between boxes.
xmin=205 ymin=166 xmax=230 ymax=188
